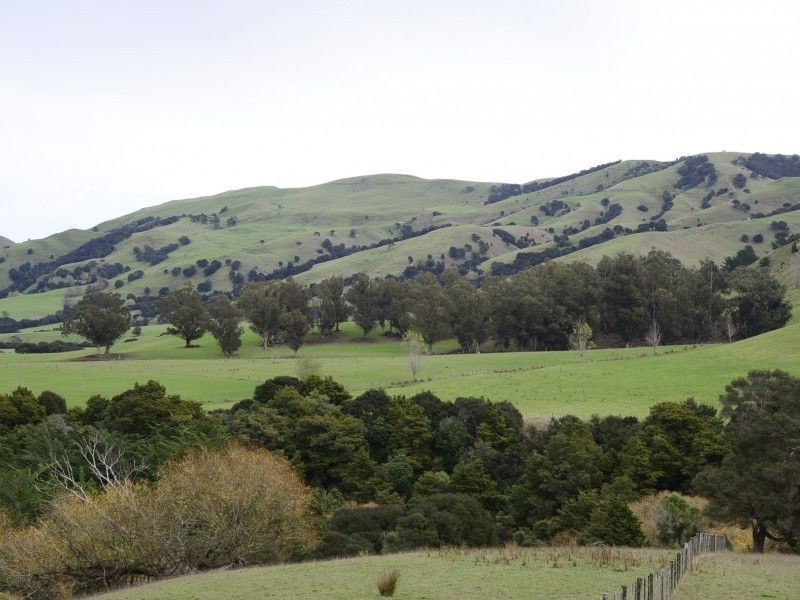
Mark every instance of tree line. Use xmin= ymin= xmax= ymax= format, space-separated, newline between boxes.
xmin=1 ymin=369 xmax=798 ymax=597
xmin=60 ymin=249 xmax=791 ymax=357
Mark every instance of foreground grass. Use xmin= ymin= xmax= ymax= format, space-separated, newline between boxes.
xmin=1 ymin=317 xmax=798 ymax=418
xmin=93 ymin=547 xmax=675 ymax=600
xmin=675 ymin=552 xmax=800 ymax=600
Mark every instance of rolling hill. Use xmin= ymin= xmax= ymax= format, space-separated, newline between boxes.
xmin=2 ymin=152 xmax=799 ymax=321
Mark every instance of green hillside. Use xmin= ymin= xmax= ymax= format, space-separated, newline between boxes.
xmin=0 ymin=236 xmax=14 ymax=246
xmin=2 ymin=152 xmax=799 ymax=320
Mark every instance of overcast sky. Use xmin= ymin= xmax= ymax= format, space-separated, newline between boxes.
xmin=2 ymin=0 xmax=799 ymax=241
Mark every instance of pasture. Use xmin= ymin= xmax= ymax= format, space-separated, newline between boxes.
xmin=674 ymin=552 xmax=800 ymax=599
xmin=1 ymin=313 xmax=798 ymax=418
xmin=92 ymin=546 xmax=677 ymax=600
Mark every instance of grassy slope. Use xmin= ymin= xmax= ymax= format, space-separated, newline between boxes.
xmin=93 ymin=547 xmax=676 ymax=600
xmin=489 ymin=152 xmax=800 ymax=269
xmin=3 ymin=153 xmax=800 ymax=312
xmin=674 ymin=552 xmax=800 ymax=600
xmin=0 ymin=287 xmax=71 ymax=320
xmin=294 ymin=224 xmax=527 ymax=283
xmin=554 ymin=211 xmax=800 ymax=267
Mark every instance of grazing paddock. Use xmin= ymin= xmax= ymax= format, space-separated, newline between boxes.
xmin=93 ymin=546 xmax=677 ymax=600
xmin=1 ymin=315 xmax=798 ymax=419
xmin=674 ymin=551 xmax=800 ymax=600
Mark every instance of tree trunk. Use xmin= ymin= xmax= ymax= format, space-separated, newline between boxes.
xmin=184 ymin=337 xmax=191 ymax=348
xmin=262 ymin=331 xmax=269 ymax=349
xmin=752 ymin=520 xmax=767 ymax=553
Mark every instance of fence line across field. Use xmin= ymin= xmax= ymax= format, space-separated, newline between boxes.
xmin=599 ymin=532 xmax=730 ymax=600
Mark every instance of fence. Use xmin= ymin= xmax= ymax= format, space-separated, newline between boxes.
xmin=600 ymin=532 xmax=730 ymax=600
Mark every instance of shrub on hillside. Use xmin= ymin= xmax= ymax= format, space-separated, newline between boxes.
xmin=656 ymin=493 xmax=705 ymax=546
xmin=37 ymin=391 xmax=67 ymax=416
xmin=387 ymin=494 xmax=497 ymax=550
xmin=14 ymin=340 xmax=92 ymax=354
xmin=320 ymin=504 xmax=404 ymax=557
xmin=0 ymin=445 xmax=318 ymax=598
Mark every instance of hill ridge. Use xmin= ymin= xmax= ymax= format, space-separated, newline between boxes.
xmin=2 ymin=151 xmax=800 ymax=319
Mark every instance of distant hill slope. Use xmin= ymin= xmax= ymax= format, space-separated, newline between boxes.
xmin=2 ymin=152 xmax=800 ymax=320
xmin=0 ymin=235 xmax=15 ymax=246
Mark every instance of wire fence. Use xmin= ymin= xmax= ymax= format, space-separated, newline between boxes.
xmin=599 ymin=532 xmax=730 ymax=600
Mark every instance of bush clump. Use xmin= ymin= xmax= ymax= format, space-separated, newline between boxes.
xmin=0 ymin=445 xmax=319 ymax=598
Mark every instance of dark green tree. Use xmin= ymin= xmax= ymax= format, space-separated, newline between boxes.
xmin=61 ymin=291 xmax=131 ymax=354
xmin=344 ymin=274 xmax=379 ymax=338
xmin=695 ymin=370 xmax=800 ymax=552
xmin=102 ymin=380 xmax=209 ymax=436
xmin=444 ymin=277 xmax=489 ymax=353
xmin=155 ymin=286 xmax=210 ymax=348
xmin=410 ymin=275 xmax=453 ymax=352
xmin=581 ymin=495 xmax=647 ymax=546
xmin=208 ymin=295 xmax=243 ymax=357
xmin=37 ymin=390 xmax=67 ymax=416
xmin=279 ymin=309 xmax=310 ymax=354
xmin=640 ymin=399 xmax=727 ymax=492
xmin=0 ymin=388 xmax=44 ymax=432
xmin=729 ymin=267 xmax=792 ymax=338
xmin=511 ymin=418 xmax=604 ymax=527
xmin=236 ymin=282 xmax=282 ymax=348
xmin=316 ymin=276 xmax=349 ymax=335
xmin=386 ymin=395 xmax=433 ymax=471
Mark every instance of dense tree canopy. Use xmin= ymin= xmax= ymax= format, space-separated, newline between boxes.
xmin=208 ymin=295 xmax=243 ymax=357
xmin=155 ymin=286 xmax=210 ymax=347
xmin=61 ymin=291 xmax=131 ymax=353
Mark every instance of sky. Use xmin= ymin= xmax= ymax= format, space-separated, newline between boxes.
xmin=2 ymin=0 xmax=799 ymax=242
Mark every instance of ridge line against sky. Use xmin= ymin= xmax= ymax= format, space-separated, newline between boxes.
xmin=2 ymin=0 xmax=799 ymax=241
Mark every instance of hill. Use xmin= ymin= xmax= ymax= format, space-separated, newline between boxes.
xmin=0 ymin=236 xmax=14 ymax=247
xmin=1 ymin=152 xmax=799 ymax=320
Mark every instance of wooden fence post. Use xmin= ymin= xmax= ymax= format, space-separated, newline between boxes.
xmin=621 ymin=584 xmax=627 ymax=600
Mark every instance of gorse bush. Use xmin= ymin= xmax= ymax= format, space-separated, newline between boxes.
xmin=0 ymin=445 xmax=318 ymax=598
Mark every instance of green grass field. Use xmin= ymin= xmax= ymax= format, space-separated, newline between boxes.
xmin=674 ymin=552 xmax=800 ymax=599
xmin=0 ymin=287 xmax=70 ymax=320
xmin=1 ymin=311 xmax=798 ymax=418
xmin=92 ymin=547 xmax=677 ymax=600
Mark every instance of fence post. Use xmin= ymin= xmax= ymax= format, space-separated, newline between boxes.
xmin=595 ymin=532 xmax=728 ymax=600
